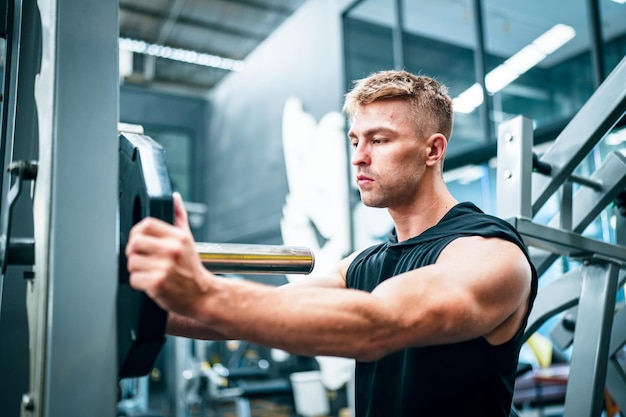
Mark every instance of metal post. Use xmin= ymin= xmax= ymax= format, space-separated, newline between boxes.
xmin=392 ymin=0 xmax=404 ymax=70
xmin=471 ymin=0 xmax=492 ymax=143
xmin=563 ymin=262 xmax=619 ymax=417
xmin=560 ymin=181 xmax=573 ymax=231
xmin=605 ymin=201 xmax=626 ymax=411
xmin=496 ymin=115 xmax=533 ymax=220
xmin=24 ymin=0 xmax=119 ymax=416
xmin=585 ymin=0 xmax=606 ymax=86
xmin=605 ymin=305 xmax=626 ymax=411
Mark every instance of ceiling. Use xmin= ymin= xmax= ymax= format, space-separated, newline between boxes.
xmin=120 ymin=0 xmax=626 ymax=95
xmin=119 ymin=0 xmax=309 ymax=94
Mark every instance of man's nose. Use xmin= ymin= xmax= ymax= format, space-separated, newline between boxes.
xmin=351 ymin=143 xmax=369 ymax=166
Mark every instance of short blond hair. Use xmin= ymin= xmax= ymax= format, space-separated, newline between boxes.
xmin=343 ymin=70 xmax=453 ymax=140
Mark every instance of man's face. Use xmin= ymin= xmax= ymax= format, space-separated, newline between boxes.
xmin=347 ymin=99 xmax=427 ymax=209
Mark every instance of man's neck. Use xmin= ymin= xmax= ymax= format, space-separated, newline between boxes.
xmin=389 ymin=189 xmax=458 ymax=242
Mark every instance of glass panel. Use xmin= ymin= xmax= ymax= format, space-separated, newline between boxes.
xmin=343 ymin=0 xmax=395 ymax=88
xmin=402 ymin=0 xmax=482 ymax=154
xmin=599 ymin=0 xmax=626 ymax=73
xmin=143 ymin=127 xmax=193 ymax=201
xmin=344 ymin=0 xmax=483 ymax=156
xmin=343 ymin=0 xmax=397 ymax=247
xmin=342 ymin=0 xmax=626 ymax=250
xmin=482 ymin=0 xmax=594 ymax=130
xmin=445 ymin=165 xmax=494 ymax=213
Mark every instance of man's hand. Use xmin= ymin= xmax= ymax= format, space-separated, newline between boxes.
xmin=126 ymin=192 xmax=210 ymax=317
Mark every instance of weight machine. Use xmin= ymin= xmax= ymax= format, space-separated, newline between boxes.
xmin=0 ymin=1 xmax=314 ymax=416
xmin=497 ymin=55 xmax=626 ymax=417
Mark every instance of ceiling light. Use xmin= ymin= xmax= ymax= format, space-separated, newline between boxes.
xmin=611 ymin=0 xmax=626 ymax=4
xmin=503 ymin=44 xmax=547 ymax=74
xmin=485 ymin=65 xmax=522 ymax=93
xmin=454 ymin=24 xmax=575 ymax=114
xmin=452 ymin=83 xmax=484 ymax=113
xmin=118 ymin=38 xmax=245 ymax=72
xmin=532 ymin=24 xmax=576 ymax=55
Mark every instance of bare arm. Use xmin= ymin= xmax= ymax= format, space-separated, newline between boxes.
xmin=127 ymin=195 xmax=531 ymax=361
xmin=183 ymin=239 xmax=530 ymax=360
xmin=166 ymin=265 xmax=351 ymax=340
xmin=368 ymin=237 xmax=532 ymax=350
xmin=167 ymin=312 xmax=228 ymax=340
xmin=140 ymin=193 xmax=354 ymax=341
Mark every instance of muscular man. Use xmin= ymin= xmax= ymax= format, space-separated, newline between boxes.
xmin=126 ymin=70 xmax=537 ymax=416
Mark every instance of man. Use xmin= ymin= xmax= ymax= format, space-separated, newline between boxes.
xmin=126 ymin=70 xmax=537 ymax=416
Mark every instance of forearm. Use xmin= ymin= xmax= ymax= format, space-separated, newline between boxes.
xmin=166 ymin=275 xmax=342 ymax=341
xmin=167 ymin=311 xmax=230 ymax=340
xmin=190 ymin=276 xmax=393 ymax=361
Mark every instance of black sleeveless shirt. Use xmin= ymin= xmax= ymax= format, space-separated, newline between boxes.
xmin=346 ymin=202 xmax=538 ymax=417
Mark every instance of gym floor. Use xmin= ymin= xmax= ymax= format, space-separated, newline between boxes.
xmin=517 ymin=406 xmax=564 ymax=417
xmin=207 ymin=397 xmax=351 ymax=417
xmin=211 ymin=399 xmax=294 ymax=417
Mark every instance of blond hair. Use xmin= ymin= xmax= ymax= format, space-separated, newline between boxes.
xmin=343 ymin=70 xmax=453 ymax=140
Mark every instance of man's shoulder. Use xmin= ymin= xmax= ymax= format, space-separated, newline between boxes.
xmin=444 ymin=202 xmax=521 ymax=239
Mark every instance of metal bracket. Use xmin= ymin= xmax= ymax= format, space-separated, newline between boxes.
xmin=0 ymin=159 xmax=37 ymax=275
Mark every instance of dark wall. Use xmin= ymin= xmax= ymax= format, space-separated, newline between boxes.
xmin=204 ymin=0 xmax=345 ymax=245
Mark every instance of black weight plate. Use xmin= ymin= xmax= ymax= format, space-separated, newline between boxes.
xmin=118 ymin=132 xmax=173 ymax=379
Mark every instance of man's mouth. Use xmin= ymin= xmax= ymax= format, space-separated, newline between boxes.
xmin=356 ymin=175 xmax=373 ymax=187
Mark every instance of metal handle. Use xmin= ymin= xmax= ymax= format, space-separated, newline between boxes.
xmin=195 ymin=242 xmax=315 ymax=275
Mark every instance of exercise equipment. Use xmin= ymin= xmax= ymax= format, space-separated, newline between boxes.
xmin=117 ymin=131 xmax=315 ymax=378
xmin=117 ymin=131 xmax=172 ymax=378
xmin=182 ymin=341 xmax=315 ymax=417
xmin=0 ymin=130 xmax=316 ymax=381
xmin=497 ymin=54 xmax=626 ymax=417
xmin=0 ymin=0 xmax=314 ymax=405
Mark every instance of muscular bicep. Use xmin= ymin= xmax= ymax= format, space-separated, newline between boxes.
xmin=370 ymin=236 xmax=532 ymax=348
xmin=438 ymin=236 xmax=532 ymax=342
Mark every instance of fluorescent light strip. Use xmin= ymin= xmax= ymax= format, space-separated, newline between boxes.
xmin=611 ymin=0 xmax=626 ymax=4
xmin=119 ymin=38 xmax=245 ymax=72
xmin=453 ymin=24 xmax=575 ymax=114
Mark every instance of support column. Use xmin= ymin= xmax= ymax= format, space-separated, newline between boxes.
xmin=496 ymin=115 xmax=533 ymax=220
xmin=24 ymin=0 xmax=119 ymax=416
xmin=563 ymin=262 xmax=619 ymax=417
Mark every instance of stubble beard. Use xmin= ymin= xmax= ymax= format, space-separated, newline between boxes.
xmin=360 ymin=176 xmax=419 ymax=209
xmin=359 ymin=186 xmax=394 ymax=209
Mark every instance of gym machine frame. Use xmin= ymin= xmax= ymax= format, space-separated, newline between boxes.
xmin=497 ymin=55 xmax=626 ymax=417
xmin=0 ymin=1 xmax=314 ymax=416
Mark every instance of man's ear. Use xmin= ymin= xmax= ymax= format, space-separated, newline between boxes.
xmin=425 ymin=133 xmax=447 ymax=166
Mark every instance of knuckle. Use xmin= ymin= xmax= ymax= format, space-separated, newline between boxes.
xmin=150 ymin=272 xmax=168 ymax=291
xmin=165 ymin=242 xmax=183 ymax=259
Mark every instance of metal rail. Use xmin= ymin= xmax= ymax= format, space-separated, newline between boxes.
xmin=531 ymin=55 xmax=626 ymax=214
